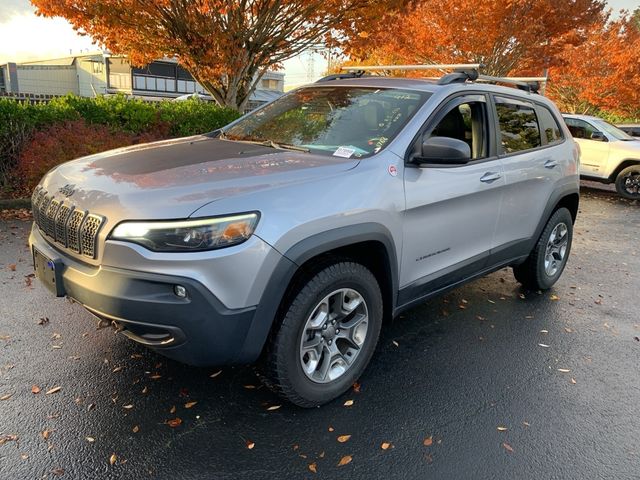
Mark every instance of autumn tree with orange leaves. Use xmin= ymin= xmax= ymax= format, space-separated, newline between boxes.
xmin=344 ymin=0 xmax=606 ymax=76
xmin=547 ymin=11 xmax=640 ymax=119
xmin=32 ymin=0 xmax=401 ymax=110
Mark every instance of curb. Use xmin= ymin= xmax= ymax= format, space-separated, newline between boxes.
xmin=0 ymin=198 xmax=31 ymax=210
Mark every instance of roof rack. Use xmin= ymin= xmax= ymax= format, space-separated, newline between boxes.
xmin=317 ymin=63 xmax=548 ymax=95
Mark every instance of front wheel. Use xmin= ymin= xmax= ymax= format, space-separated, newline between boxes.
xmin=513 ymin=207 xmax=573 ymax=290
xmin=261 ymin=261 xmax=383 ymax=407
xmin=615 ymin=165 xmax=640 ymax=200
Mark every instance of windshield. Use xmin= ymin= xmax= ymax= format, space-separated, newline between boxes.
xmin=593 ymin=119 xmax=636 ymax=141
xmin=224 ymin=86 xmax=430 ymax=158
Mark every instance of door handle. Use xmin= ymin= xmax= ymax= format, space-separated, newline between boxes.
xmin=544 ymin=159 xmax=558 ymax=169
xmin=480 ymin=172 xmax=502 ymax=183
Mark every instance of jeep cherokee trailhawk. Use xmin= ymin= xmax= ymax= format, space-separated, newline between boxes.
xmin=29 ymin=65 xmax=579 ymax=406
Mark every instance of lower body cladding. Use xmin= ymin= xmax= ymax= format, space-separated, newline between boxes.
xmin=28 ymin=226 xmax=287 ymax=366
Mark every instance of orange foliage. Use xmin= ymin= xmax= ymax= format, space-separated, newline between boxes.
xmin=547 ymin=13 xmax=640 ymax=118
xmin=343 ymin=0 xmax=606 ymax=76
xmin=32 ymin=0 xmax=398 ymax=110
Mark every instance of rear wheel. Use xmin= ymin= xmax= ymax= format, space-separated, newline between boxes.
xmin=261 ymin=261 xmax=383 ymax=407
xmin=615 ymin=165 xmax=640 ymax=200
xmin=513 ymin=207 xmax=573 ymax=290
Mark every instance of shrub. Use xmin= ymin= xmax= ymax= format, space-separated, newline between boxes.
xmin=0 ymin=95 xmax=241 ymax=197
xmin=15 ymin=119 xmax=169 ymax=195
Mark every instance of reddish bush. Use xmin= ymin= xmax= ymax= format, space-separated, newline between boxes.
xmin=16 ymin=119 xmax=169 ymax=195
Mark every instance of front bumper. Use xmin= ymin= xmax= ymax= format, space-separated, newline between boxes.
xmin=29 ymin=225 xmax=283 ymax=366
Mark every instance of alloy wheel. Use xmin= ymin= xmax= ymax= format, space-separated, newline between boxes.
xmin=299 ymin=288 xmax=369 ymax=383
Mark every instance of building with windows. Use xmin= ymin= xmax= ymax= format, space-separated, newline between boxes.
xmin=0 ymin=51 xmax=284 ymax=110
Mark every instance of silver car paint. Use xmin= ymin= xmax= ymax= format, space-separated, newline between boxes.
xmin=31 ymin=78 xmax=578 ymax=316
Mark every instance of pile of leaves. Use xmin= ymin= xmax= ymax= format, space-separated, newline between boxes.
xmin=0 ymin=95 xmax=240 ymax=198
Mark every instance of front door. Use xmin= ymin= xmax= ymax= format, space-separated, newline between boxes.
xmin=400 ymin=94 xmax=504 ymax=305
xmin=565 ymin=117 xmax=610 ymax=177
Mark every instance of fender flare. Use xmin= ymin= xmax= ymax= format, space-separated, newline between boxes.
xmin=236 ymin=223 xmax=399 ymax=363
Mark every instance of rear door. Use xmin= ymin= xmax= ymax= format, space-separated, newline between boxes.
xmin=564 ymin=117 xmax=610 ymax=177
xmin=400 ymin=93 xmax=504 ymax=304
xmin=491 ymin=96 xmax=566 ymax=262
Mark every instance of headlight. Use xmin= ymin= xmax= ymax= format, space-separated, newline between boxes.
xmin=109 ymin=213 xmax=259 ymax=252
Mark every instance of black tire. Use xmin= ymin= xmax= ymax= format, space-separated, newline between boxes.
xmin=513 ymin=207 xmax=573 ymax=290
xmin=261 ymin=261 xmax=383 ymax=407
xmin=614 ymin=165 xmax=640 ymax=200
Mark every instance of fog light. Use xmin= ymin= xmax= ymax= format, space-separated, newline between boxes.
xmin=174 ymin=285 xmax=187 ymax=298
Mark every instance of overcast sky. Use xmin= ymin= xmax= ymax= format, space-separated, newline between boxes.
xmin=1 ymin=0 xmax=637 ymax=87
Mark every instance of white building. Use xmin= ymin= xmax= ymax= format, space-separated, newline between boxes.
xmin=0 ymin=51 xmax=284 ymax=110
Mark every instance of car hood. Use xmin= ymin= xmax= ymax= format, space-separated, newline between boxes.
xmin=613 ymin=139 xmax=640 ymax=154
xmin=38 ymin=135 xmax=360 ymax=220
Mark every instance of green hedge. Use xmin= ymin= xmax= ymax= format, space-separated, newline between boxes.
xmin=0 ymin=94 xmax=240 ymax=196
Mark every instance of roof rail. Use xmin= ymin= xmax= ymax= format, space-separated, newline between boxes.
xmin=319 ymin=64 xmax=549 ymax=95
xmin=316 ymin=71 xmax=368 ymax=83
xmin=477 ymin=75 xmax=548 ymax=94
xmin=340 ymin=64 xmax=482 ymax=72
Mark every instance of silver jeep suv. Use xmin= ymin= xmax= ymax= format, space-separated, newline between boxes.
xmin=29 ymin=68 xmax=579 ymax=406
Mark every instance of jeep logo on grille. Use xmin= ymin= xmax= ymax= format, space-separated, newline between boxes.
xmin=58 ymin=184 xmax=76 ymax=197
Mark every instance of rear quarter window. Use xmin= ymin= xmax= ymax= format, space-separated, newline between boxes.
xmin=495 ymin=96 xmax=541 ymax=154
xmin=537 ymin=106 xmax=564 ymax=145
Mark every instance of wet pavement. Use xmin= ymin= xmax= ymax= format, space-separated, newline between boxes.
xmin=0 ymin=184 xmax=638 ymax=479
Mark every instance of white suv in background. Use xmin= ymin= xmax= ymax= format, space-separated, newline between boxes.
xmin=564 ymin=114 xmax=640 ymax=199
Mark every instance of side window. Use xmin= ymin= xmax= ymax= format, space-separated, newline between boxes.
xmin=429 ymin=101 xmax=488 ymax=160
xmin=537 ymin=106 xmax=564 ymax=144
xmin=494 ymin=96 xmax=541 ymax=154
xmin=564 ymin=118 xmax=597 ymax=140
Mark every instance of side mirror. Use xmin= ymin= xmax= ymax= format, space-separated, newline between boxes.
xmin=590 ymin=131 xmax=607 ymax=142
xmin=415 ymin=136 xmax=471 ymax=165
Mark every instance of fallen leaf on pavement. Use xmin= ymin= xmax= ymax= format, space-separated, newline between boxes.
xmin=166 ymin=418 xmax=182 ymax=428
xmin=132 ymin=425 xmax=140 ymax=433
xmin=112 ymin=366 xmax=123 ymax=373
xmin=538 ymin=343 xmax=550 ymax=348
xmin=343 ymin=399 xmax=354 ymax=407
xmin=392 ymin=340 xmax=399 ymax=347
xmin=184 ymin=401 xmax=197 ymax=409
xmin=31 ymin=385 xmax=41 ymax=394
xmin=570 ymin=378 xmax=577 ymax=384
xmin=38 ymin=317 xmax=49 ymax=326
xmin=209 ymin=370 xmax=222 ymax=378
xmin=557 ymin=368 xmax=571 ymax=373
xmin=328 ymin=426 xmax=334 ymax=432
xmin=0 ymin=434 xmax=18 ymax=446
xmin=45 ymin=386 xmax=61 ymax=395
xmin=352 ymin=382 xmax=361 ymax=393
xmin=423 ymin=436 xmax=433 ymax=446
xmin=502 ymin=442 xmax=514 ymax=453
xmin=381 ymin=442 xmax=392 ymax=450
xmin=540 ymin=330 xmax=548 ymax=334
xmin=51 ymin=467 xmax=65 ymax=476
xmin=243 ymin=385 xmax=256 ymax=389
xmin=123 ymin=404 xmax=133 ymax=410
xmin=266 ymin=405 xmax=281 ymax=411
xmin=169 ymin=405 xmax=176 ymax=414
xmin=337 ymin=435 xmax=351 ymax=443
xmin=497 ymin=426 xmax=508 ymax=432
xmin=86 ymin=437 xmax=95 ymax=443
xmin=41 ymin=430 xmax=51 ymax=440
xmin=109 ymin=454 xmax=117 ymax=465
xmin=308 ymin=462 xmax=317 ymax=473
xmin=0 ymin=393 xmax=12 ymax=400
xmin=9 ymin=264 xmax=16 ymax=271
xmin=337 ymin=455 xmax=352 ymax=466
xmin=246 ymin=440 xmax=255 ymax=449
xmin=550 ymin=294 xmax=560 ymax=301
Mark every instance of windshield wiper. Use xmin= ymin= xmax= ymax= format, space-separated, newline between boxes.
xmin=261 ymin=140 xmax=309 ymax=152
xmin=226 ymin=137 xmax=309 ymax=152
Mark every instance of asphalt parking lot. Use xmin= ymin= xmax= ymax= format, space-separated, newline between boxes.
xmin=0 ymin=184 xmax=638 ymax=480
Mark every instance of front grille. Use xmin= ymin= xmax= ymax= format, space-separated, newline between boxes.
xmin=32 ymin=188 xmax=104 ymax=259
